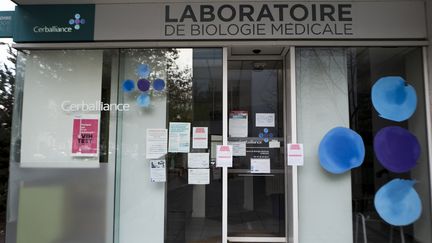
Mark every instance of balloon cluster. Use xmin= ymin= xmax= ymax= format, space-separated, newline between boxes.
xmin=258 ymin=128 xmax=273 ymax=143
xmin=318 ymin=76 xmax=421 ymax=226
xmin=372 ymin=76 xmax=421 ymax=226
xmin=122 ymin=64 xmax=166 ymax=108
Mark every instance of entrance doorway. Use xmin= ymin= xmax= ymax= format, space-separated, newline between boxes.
xmin=115 ymin=46 xmax=292 ymax=243
xmin=226 ymin=47 xmax=289 ymax=242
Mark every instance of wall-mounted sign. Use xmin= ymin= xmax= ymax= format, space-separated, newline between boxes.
xmin=216 ymin=145 xmax=233 ymax=167
xmin=192 ymin=127 xmax=208 ymax=149
xmin=168 ymin=122 xmax=191 ymax=153
xmin=188 ymin=168 xmax=210 ymax=184
xmin=72 ymin=115 xmax=99 ymax=157
xmin=10 ymin=2 xmax=427 ymax=42
xmin=146 ymin=129 xmax=168 ymax=159
xmin=150 ymin=159 xmax=166 ymax=182
xmin=14 ymin=5 xmax=94 ymax=42
xmin=95 ymin=2 xmax=426 ymax=41
xmin=229 ymin=111 xmax=248 ymax=138
xmin=188 ymin=153 xmax=210 ymax=168
xmin=0 ymin=11 xmax=13 ymax=38
xmin=287 ymin=143 xmax=304 ymax=166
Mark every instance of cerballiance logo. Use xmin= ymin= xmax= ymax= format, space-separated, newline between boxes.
xmin=33 ymin=13 xmax=85 ymax=33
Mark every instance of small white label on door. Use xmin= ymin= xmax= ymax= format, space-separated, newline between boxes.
xmin=287 ymin=143 xmax=304 ymax=166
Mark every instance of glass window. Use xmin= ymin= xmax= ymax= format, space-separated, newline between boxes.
xmin=296 ymin=47 xmax=432 ymax=243
xmin=349 ymin=47 xmax=432 ymax=243
xmin=7 ymin=49 xmax=116 ymax=243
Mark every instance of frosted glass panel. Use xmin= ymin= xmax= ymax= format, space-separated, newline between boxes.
xmin=7 ymin=50 xmax=116 ymax=243
xmin=296 ymin=48 xmax=353 ymax=243
xmin=20 ymin=50 xmax=103 ymax=168
xmin=116 ymin=49 xmax=169 ymax=243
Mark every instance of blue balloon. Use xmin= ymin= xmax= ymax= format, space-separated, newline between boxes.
xmin=122 ymin=79 xmax=135 ymax=93
xmin=137 ymin=93 xmax=151 ymax=107
xmin=319 ymin=127 xmax=365 ymax=174
xmin=374 ymin=179 xmax=422 ymax=226
xmin=153 ymin=78 xmax=166 ymax=91
xmin=374 ymin=126 xmax=420 ymax=173
xmin=371 ymin=76 xmax=417 ymax=122
xmin=137 ymin=64 xmax=151 ymax=78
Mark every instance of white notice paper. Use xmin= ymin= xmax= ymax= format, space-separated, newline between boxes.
xmin=192 ymin=127 xmax=208 ymax=149
xmin=188 ymin=153 xmax=209 ymax=168
xmin=168 ymin=122 xmax=191 ymax=153
xmin=250 ymin=158 xmax=271 ymax=173
xmin=188 ymin=169 xmax=210 ymax=184
xmin=229 ymin=141 xmax=246 ymax=156
xmin=150 ymin=159 xmax=166 ymax=182
xmin=146 ymin=129 xmax=168 ymax=159
xmin=216 ymin=145 xmax=233 ymax=167
xmin=269 ymin=140 xmax=280 ymax=148
xmin=229 ymin=111 xmax=248 ymax=137
xmin=256 ymin=113 xmax=275 ymax=127
xmin=287 ymin=143 xmax=304 ymax=166
xmin=210 ymin=135 xmax=223 ymax=161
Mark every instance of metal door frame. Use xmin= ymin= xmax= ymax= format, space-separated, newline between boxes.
xmin=222 ymin=46 xmax=297 ymax=243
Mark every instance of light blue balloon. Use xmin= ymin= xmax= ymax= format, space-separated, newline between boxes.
xmin=371 ymin=76 xmax=417 ymax=122
xmin=137 ymin=93 xmax=151 ymax=107
xmin=137 ymin=64 xmax=151 ymax=78
xmin=319 ymin=127 xmax=365 ymax=174
xmin=374 ymin=179 xmax=422 ymax=226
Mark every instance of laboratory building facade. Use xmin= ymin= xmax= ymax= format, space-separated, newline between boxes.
xmin=3 ymin=1 xmax=432 ymax=243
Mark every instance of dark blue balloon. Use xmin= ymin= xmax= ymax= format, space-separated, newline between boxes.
xmin=374 ymin=126 xmax=420 ymax=173
xmin=371 ymin=76 xmax=417 ymax=122
xmin=122 ymin=79 xmax=135 ymax=93
xmin=319 ymin=127 xmax=365 ymax=174
xmin=374 ymin=179 xmax=422 ymax=226
xmin=153 ymin=78 xmax=166 ymax=91
xmin=137 ymin=78 xmax=150 ymax=92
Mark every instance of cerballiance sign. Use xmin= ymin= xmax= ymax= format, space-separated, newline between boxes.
xmin=95 ymin=1 xmax=426 ymax=40
xmin=14 ymin=5 xmax=94 ymax=42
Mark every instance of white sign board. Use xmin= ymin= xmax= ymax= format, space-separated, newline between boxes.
xmin=150 ymin=159 xmax=166 ymax=182
xmin=256 ymin=113 xmax=275 ymax=127
xmin=188 ymin=169 xmax=210 ymax=184
xmin=192 ymin=127 xmax=208 ymax=149
xmin=146 ymin=129 xmax=168 ymax=159
xmin=229 ymin=111 xmax=248 ymax=138
xmin=250 ymin=158 xmax=271 ymax=173
xmin=96 ymin=2 xmax=426 ymax=41
xmin=188 ymin=153 xmax=209 ymax=168
xmin=168 ymin=122 xmax=191 ymax=153
xmin=216 ymin=145 xmax=233 ymax=167
xmin=287 ymin=143 xmax=304 ymax=166
xmin=229 ymin=141 xmax=246 ymax=156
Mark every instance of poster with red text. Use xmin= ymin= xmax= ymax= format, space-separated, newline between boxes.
xmin=72 ymin=115 xmax=99 ymax=157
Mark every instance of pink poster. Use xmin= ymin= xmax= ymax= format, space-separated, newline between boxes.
xmin=72 ymin=116 xmax=99 ymax=156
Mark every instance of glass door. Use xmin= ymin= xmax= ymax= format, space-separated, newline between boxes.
xmin=114 ymin=47 xmax=290 ymax=243
xmin=115 ymin=48 xmax=224 ymax=243
xmin=226 ymin=59 xmax=287 ymax=242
